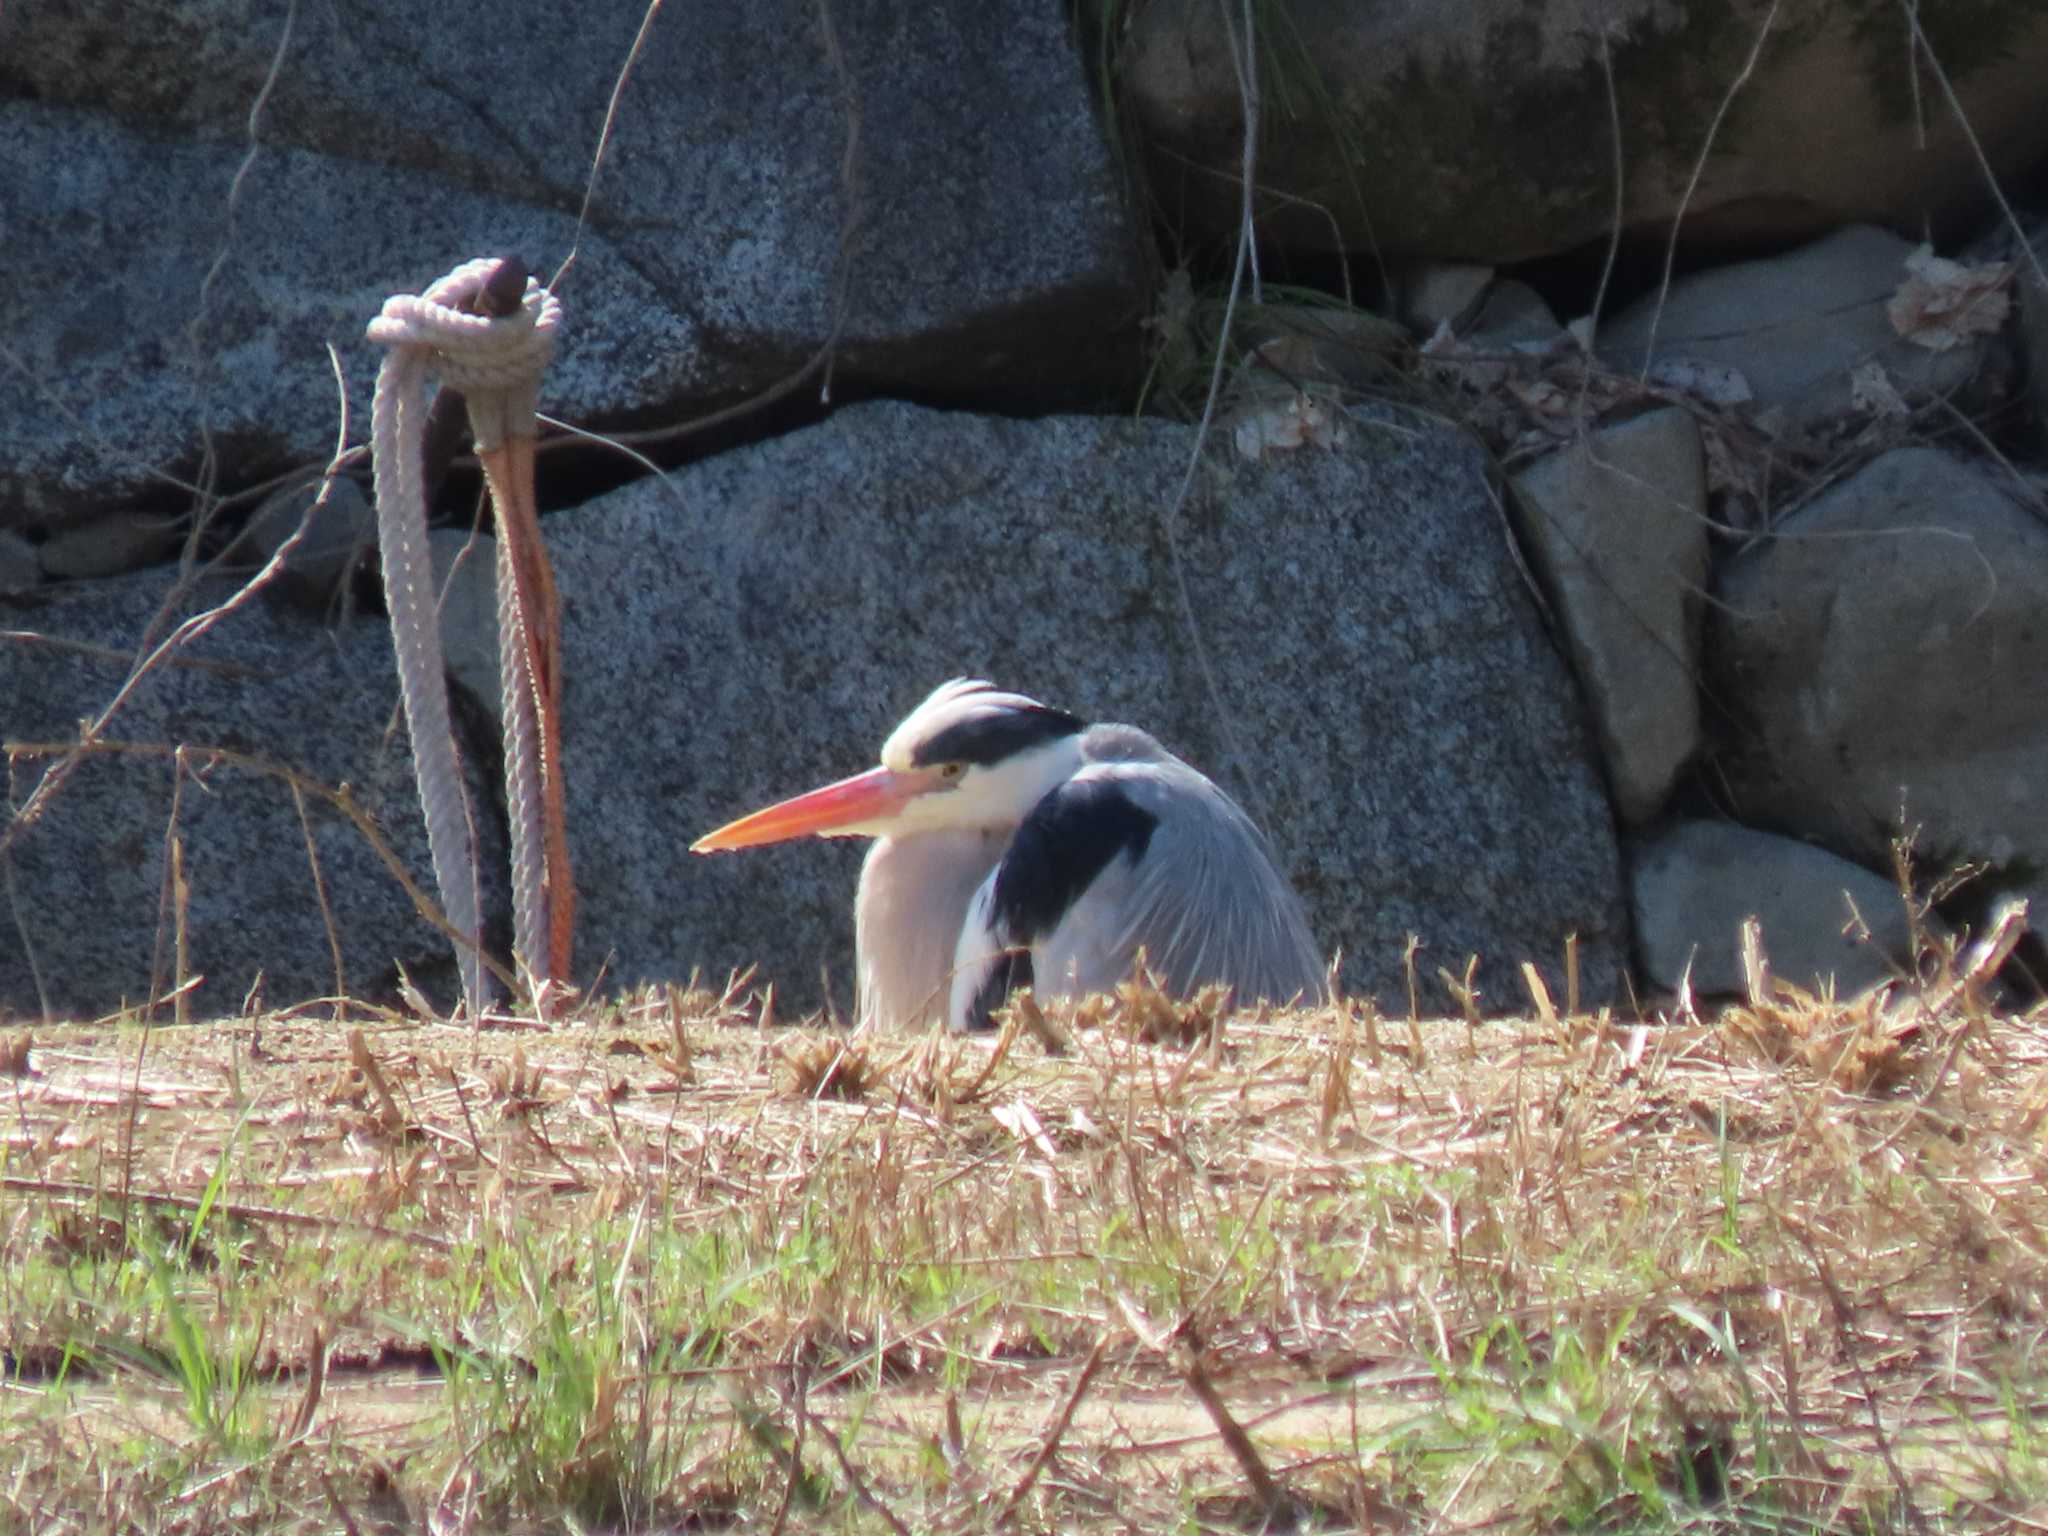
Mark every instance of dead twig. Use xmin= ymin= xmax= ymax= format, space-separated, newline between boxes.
xmin=348 ymin=1028 xmax=410 ymax=1131
xmin=998 ymin=1336 xmax=1108 ymax=1523
xmin=1182 ymin=1350 xmax=1289 ymax=1522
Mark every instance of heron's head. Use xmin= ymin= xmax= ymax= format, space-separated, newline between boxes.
xmin=691 ymin=679 xmax=1086 ymax=851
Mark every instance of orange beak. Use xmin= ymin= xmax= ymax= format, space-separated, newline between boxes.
xmin=690 ymin=765 xmax=932 ymax=852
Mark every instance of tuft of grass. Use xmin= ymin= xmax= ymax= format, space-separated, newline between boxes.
xmin=778 ymin=1032 xmax=881 ymax=1101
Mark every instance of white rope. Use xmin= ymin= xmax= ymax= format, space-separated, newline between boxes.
xmin=367 ymin=259 xmax=561 ymax=1015
xmin=368 ymin=341 xmax=482 ymax=1014
xmin=496 ymin=527 xmax=549 ymax=986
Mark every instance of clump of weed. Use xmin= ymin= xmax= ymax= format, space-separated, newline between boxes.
xmin=778 ymin=1033 xmax=878 ymax=1100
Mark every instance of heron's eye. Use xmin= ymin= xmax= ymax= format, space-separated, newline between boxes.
xmin=937 ymin=762 xmax=965 ymax=784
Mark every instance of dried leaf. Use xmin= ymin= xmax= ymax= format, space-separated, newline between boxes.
xmin=393 ymin=964 xmax=438 ymax=1023
xmin=1418 ymin=318 xmax=1463 ymax=356
xmin=1849 ymin=359 xmax=1910 ymax=419
xmin=1887 ymin=244 xmax=2012 ymax=351
xmin=1506 ymin=376 xmax=1573 ymax=418
xmin=1249 ymin=334 xmax=1324 ymax=378
xmin=1232 ymin=391 xmax=1348 ymax=461
xmin=992 ymin=1099 xmax=1059 ymax=1160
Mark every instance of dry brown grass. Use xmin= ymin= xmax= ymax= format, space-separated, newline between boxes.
xmin=2 ymin=959 xmax=2045 ymax=1533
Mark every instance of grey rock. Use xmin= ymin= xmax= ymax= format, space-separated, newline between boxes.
xmin=1467 ymin=281 xmax=1562 ymax=351
xmin=225 ymin=473 xmax=376 ymax=606
xmin=1599 ymin=227 xmax=1984 ymax=430
xmin=0 ymin=572 xmax=507 ymax=1019
xmin=430 ymin=528 xmax=503 ymax=722
xmin=0 ymin=1 xmax=1140 ymax=528
xmin=1397 ymin=262 xmax=1494 ymax=334
xmin=1631 ymin=821 xmax=1919 ymax=998
xmin=1113 ymin=0 xmax=2048 ymax=263
xmin=0 ymin=402 xmax=1629 ymax=1021
xmin=37 ymin=509 xmax=185 ymax=580
xmin=1512 ymin=408 xmax=1707 ymax=824
xmin=0 ymin=531 xmax=37 ymax=595
xmin=552 ymin=399 xmax=1627 ymax=1017
xmin=1714 ymin=447 xmax=2048 ymax=918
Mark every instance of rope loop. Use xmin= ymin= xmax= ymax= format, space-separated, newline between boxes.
xmin=367 ymin=258 xmax=562 ymax=439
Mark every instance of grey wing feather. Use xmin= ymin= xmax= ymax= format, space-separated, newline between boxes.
xmin=1034 ymin=754 xmax=1326 ymax=1011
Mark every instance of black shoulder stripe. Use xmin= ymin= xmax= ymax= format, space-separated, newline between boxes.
xmin=965 ymin=947 xmax=1033 ymax=1032
xmin=990 ymin=777 xmax=1159 ymax=944
xmin=914 ymin=704 xmax=1084 ymax=769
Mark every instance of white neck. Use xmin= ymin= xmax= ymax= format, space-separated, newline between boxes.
xmin=854 ymin=829 xmax=1008 ymax=1029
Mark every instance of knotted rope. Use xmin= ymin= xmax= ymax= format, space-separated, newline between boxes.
xmin=368 ymin=258 xmax=569 ymax=1015
xmin=370 ymin=257 xmax=561 ymax=448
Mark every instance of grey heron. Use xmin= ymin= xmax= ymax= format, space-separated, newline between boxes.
xmin=691 ymin=679 xmax=1327 ymax=1031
